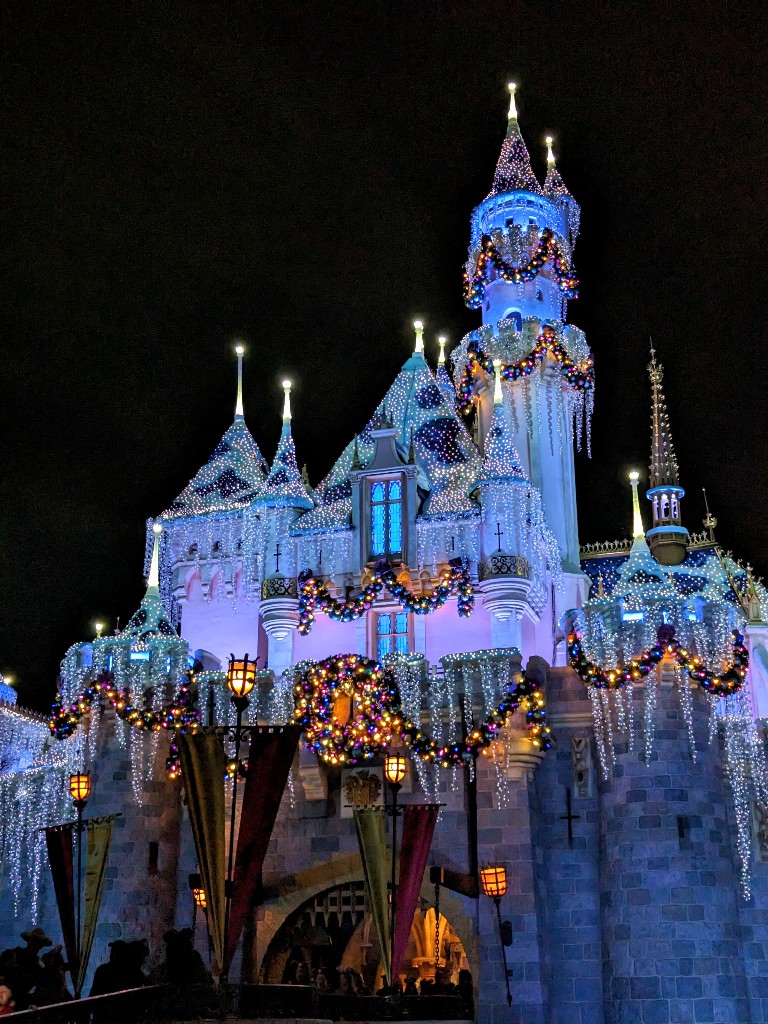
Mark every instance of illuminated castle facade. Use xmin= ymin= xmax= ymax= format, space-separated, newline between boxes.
xmin=2 ymin=86 xmax=768 ymax=1024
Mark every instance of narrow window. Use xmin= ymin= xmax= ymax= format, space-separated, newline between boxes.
xmin=370 ymin=479 xmax=403 ymax=559
xmin=376 ymin=612 xmax=410 ymax=660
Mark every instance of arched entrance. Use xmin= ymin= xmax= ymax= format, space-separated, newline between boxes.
xmin=261 ymin=881 xmax=470 ymax=994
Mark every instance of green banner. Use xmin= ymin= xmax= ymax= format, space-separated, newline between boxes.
xmin=178 ymin=732 xmax=226 ymax=974
xmin=77 ymin=818 xmax=113 ymax=994
xmin=353 ymin=808 xmax=391 ymax=985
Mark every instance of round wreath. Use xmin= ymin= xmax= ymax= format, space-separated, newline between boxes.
xmin=292 ymin=654 xmax=402 ymax=765
xmin=463 ymin=228 xmax=579 ymax=310
xmin=567 ymin=627 xmax=748 ymax=697
xmin=458 ymin=324 xmax=594 ymax=416
xmin=292 ymin=652 xmax=552 ymax=767
xmin=297 ymin=559 xmax=474 ymax=636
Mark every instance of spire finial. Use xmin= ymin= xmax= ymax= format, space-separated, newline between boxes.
xmin=147 ymin=522 xmax=162 ymax=591
xmin=438 ymin=335 xmax=447 ymax=366
xmin=545 ymin=135 xmax=555 ymax=166
xmin=282 ymin=379 xmax=292 ymax=425
xmin=413 ymin=320 xmax=424 ymax=355
xmin=234 ymin=342 xmax=245 ymax=418
xmin=507 ymin=81 xmax=518 ymax=121
xmin=629 ymin=471 xmax=644 ymax=539
xmin=492 ymin=358 xmax=503 ymax=406
xmin=702 ymin=487 xmax=718 ymax=539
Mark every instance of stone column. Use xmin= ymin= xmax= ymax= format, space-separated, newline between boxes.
xmin=599 ymin=666 xmax=750 ymax=1024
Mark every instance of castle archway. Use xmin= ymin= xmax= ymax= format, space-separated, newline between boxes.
xmin=260 ymin=880 xmax=472 ymax=995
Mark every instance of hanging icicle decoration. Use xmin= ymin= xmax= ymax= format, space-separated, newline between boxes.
xmin=675 ymin=664 xmax=697 ymax=762
xmin=642 ymin=668 xmax=659 ymax=764
xmin=588 ymin=687 xmax=611 ymax=781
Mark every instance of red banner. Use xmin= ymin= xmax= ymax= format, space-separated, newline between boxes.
xmin=224 ymin=725 xmax=301 ymax=973
xmin=45 ymin=824 xmax=78 ymax=980
xmin=391 ymin=804 xmax=440 ymax=981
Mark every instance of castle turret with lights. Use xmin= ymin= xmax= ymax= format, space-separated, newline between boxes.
xmin=2 ymin=85 xmax=768 ymax=1024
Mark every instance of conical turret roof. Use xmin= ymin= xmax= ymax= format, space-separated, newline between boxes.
xmin=299 ymin=342 xmax=482 ymax=531
xmin=487 ymin=84 xmax=542 ymax=198
xmin=161 ymin=417 xmax=267 ymax=518
xmin=261 ymin=382 xmax=314 ymax=509
xmin=475 ymin=381 xmax=527 ymax=487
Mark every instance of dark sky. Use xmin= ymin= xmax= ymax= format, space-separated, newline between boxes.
xmin=2 ymin=1 xmax=767 ymax=712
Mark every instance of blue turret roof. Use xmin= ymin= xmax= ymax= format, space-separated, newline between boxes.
xmin=262 ymin=420 xmax=314 ymax=510
xmin=475 ymin=399 xmax=527 ymax=487
xmin=487 ymin=90 xmax=542 ymax=198
xmin=297 ymin=350 xmax=481 ymax=532
xmin=161 ymin=418 xmax=267 ymax=519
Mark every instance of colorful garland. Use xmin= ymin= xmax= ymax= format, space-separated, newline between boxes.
xmin=50 ymin=669 xmax=201 ymax=741
xmin=567 ymin=627 xmax=748 ymax=697
xmin=297 ymin=559 xmax=474 ymax=636
xmin=292 ymin=652 xmax=553 ymax=767
xmin=458 ymin=324 xmax=594 ymax=415
xmin=463 ymin=228 xmax=579 ymax=310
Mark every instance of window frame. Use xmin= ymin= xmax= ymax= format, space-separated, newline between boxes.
xmin=367 ymin=475 xmax=404 ymax=562
xmin=372 ymin=608 xmax=413 ymax=661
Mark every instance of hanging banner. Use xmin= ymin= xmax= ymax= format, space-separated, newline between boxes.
xmin=224 ymin=725 xmax=301 ymax=972
xmin=391 ymin=804 xmax=440 ymax=980
xmin=353 ymin=808 xmax=391 ymax=985
xmin=76 ymin=818 xmax=114 ymax=995
xmin=178 ymin=732 xmax=226 ymax=974
xmin=45 ymin=824 xmax=78 ymax=981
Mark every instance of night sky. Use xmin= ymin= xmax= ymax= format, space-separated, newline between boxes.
xmin=2 ymin=1 xmax=767 ymax=712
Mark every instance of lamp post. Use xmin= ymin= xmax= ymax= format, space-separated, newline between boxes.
xmin=222 ymin=653 xmax=256 ymax=983
xmin=69 ymin=771 xmax=91 ymax=998
xmin=480 ymin=864 xmax=512 ymax=1007
xmin=384 ymin=752 xmax=406 ymax=991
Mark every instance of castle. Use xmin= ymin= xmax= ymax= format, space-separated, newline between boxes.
xmin=2 ymin=84 xmax=768 ymax=1024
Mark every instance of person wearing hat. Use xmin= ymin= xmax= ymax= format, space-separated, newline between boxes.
xmin=90 ymin=939 xmax=130 ymax=997
xmin=0 ymin=927 xmax=52 ymax=1010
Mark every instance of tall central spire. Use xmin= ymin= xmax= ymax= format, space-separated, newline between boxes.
xmin=487 ymin=82 xmax=542 ymax=198
xmin=645 ymin=345 xmax=688 ymax=565
xmin=648 ymin=348 xmax=679 ymax=488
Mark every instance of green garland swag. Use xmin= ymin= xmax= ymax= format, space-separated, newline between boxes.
xmin=458 ymin=324 xmax=594 ymax=416
xmin=567 ymin=627 xmax=748 ymax=697
xmin=463 ymin=227 xmax=579 ymax=310
xmin=297 ymin=559 xmax=474 ymax=636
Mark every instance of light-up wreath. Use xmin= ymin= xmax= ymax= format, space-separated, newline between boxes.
xmin=292 ymin=652 xmax=553 ymax=767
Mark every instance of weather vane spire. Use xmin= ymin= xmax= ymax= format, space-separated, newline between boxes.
xmin=282 ymin=379 xmax=292 ymax=425
xmin=545 ymin=135 xmax=556 ymax=166
xmin=438 ymin=335 xmax=447 ymax=366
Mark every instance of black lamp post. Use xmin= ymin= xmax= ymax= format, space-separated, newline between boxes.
xmin=384 ymin=752 xmax=406 ymax=991
xmin=222 ymin=653 xmax=256 ymax=983
xmin=69 ymin=771 xmax=91 ymax=998
xmin=480 ymin=864 xmax=513 ymax=1007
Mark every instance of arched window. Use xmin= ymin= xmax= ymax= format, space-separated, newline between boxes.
xmin=370 ymin=479 xmax=402 ymax=559
xmin=503 ymin=310 xmax=523 ymax=331
xmin=212 ymin=540 xmax=222 ymax=555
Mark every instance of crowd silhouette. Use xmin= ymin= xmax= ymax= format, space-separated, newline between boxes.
xmin=0 ymin=925 xmax=211 ymax=1014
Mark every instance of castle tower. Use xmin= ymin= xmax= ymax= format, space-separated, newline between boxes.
xmin=464 ymin=84 xmax=586 ymax=576
xmin=257 ymin=380 xmax=313 ymax=674
xmin=646 ymin=349 xmax=688 ymax=565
